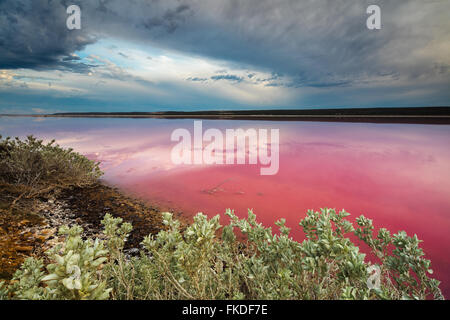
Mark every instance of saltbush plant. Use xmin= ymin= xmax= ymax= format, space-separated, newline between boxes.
xmin=0 ymin=209 xmax=444 ymax=300
xmin=0 ymin=225 xmax=111 ymax=300
xmin=0 ymin=135 xmax=102 ymax=198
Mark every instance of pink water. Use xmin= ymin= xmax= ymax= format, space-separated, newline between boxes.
xmin=2 ymin=117 xmax=450 ymax=297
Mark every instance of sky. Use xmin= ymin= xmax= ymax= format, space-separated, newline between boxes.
xmin=0 ymin=0 xmax=449 ymax=114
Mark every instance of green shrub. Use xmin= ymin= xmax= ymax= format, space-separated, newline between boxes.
xmin=1 ymin=225 xmax=111 ymax=300
xmin=354 ymin=215 xmax=443 ymax=299
xmin=0 ymin=208 xmax=444 ymax=300
xmin=0 ymin=135 xmax=102 ymax=197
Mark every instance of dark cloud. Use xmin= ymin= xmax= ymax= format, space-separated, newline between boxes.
xmin=186 ymin=77 xmax=208 ymax=82
xmin=0 ymin=0 xmax=448 ymax=93
xmin=293 ymin=80 xmax=352 ymax=89
xmin=0 ymin=0 xmax=192 ymax=71
xmin=0 ymin=0 xmax=96 ymax=71
xmin=142 ymin=4 xmax=192 ymax=33
xmin=210 ymin=74 xmax=243 ymax=82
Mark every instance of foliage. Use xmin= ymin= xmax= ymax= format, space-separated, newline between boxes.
xmin=0 ymin=135 xmax=102 ymax=198
xmin=0 ymin=209 xmax=444 ymax=300
xmin=2 ymin=257 xmax=46 ymax=300
xmin=354 ymin=215 xmax=443 ymax=299
xmin=1 ymin=225 xmax=111 ymax=300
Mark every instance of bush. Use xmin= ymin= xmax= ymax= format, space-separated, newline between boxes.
xmin=0 ymin=135 xmax=102 ymax=198
xmin=0 ymin=209 xmax=444 ymax=300
xmin=1 ymin=225 xmax=111 ymax=300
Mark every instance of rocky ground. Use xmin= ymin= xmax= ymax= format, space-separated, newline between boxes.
xmin=0 ymin=182 xmax=180 ymax=280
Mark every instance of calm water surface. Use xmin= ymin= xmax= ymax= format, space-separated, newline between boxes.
xmin=1 ymin=117 xmax=450 ymax=297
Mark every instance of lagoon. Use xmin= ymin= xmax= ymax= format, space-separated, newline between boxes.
xmin=1 ymin=116 xmax=449 ymax=296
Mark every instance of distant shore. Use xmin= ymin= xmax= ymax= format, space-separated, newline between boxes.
xmin=2 ymin=106 xmax=450 ymax=124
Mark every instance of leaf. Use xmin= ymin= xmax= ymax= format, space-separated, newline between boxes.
xmin=42 ymin=274 xmax=59 ymax=282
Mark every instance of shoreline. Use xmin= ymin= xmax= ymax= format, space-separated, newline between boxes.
xmin=1 ymin=107 xmax=450 ymax=124
xmin=2 ymin=114 xmax=450 ymax=125
xmin=0 ymin=181 xmax=174 ymax=279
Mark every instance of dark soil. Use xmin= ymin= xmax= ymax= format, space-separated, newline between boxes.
xmin=58 ymin=183 xmax=165 ymax=250
xmin=0 ymin=182 xmax=169 ymax=280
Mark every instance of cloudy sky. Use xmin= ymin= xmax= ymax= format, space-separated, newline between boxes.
xmin=0 ymin=0 xmax=449 ymax=113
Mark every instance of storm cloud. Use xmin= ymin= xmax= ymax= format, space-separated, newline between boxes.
xmin=1 ymin=1 xmax=449 ymax=81
xmin=0 ymin=0 xmax=449 ymax=111
xmin=0 ymin=0 xmax=94 ymax=71
xmin=0 ymin=0 xmax=192 ymax=71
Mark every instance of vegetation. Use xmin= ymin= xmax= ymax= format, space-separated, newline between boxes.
xmin=0 ymin=135 xmax=103 ymax=279
xmin=0 ymin=135 xmax=102 ymax=202
xmin=0 ymin=209 xmax=443 ymax=300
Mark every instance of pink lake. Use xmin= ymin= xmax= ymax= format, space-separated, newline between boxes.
xmin=1 ymin=117 xmax=450 ymax=297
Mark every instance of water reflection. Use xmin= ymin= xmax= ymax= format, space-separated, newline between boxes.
xmin=1 ymin=117 xmax=449 ymax=296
